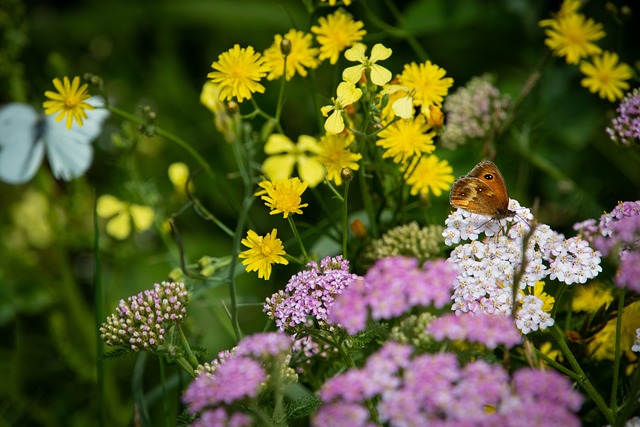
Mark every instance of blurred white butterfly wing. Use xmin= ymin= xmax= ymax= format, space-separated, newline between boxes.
xmin=0 ymin=103 xmax=46 ymax=184
xmin=44 ymin=96 xmax=109 ymax=181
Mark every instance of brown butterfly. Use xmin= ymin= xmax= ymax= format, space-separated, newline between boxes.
xmin=449 ymin=161 xmax=516 ymax=220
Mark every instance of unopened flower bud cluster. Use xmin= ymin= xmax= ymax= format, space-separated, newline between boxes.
xmin=364 ymin=222 xmax=444 ymax=265
xmin=100 ymin=281 xmax=189 ymax=351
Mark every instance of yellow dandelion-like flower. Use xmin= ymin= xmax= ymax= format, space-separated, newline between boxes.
xmin=262 ymin=134 xmax=324 ymax=187
xmin=207 ymin=44 xmax=270 ymax=102
xmin=580 ymin=51 xmax=633 ymax=102
xmin=256 ymin=177 xmax=308 ymax=218
xmin=321 ymin=81 xmax=363 ymax=133
xmin=531 ymin=281 xmax=555 ymax=313
xmin=316 ymin=132 xmax=362 ymax=186
xmin=311 ymin=9 xmax=366 ymax=65
xmin=542 ymin=13 xmax=605 ymax=65
xmin=43 ymin=76 xmax=94 ymax=129
xmin=239 ymin=229 xmax=288 ymax=280
xmin=263 ymin=29 xmax=320 ymax=81
xmin=572 ymin=282 xmax=613 ymax=313
xmin=403 ymin=154 xmax=454 ymax=197
xmin=398 ymin=60 xmax=454 ymax=113
xmin=376 ymin=115 xmax=436 ymax=164
xmin=539 ymin=0 xmax=582 ymax=28
xmin=343 ymin=43 xmax=393 ymax=87
xmin=587 ymin=300 xmax=640 ymax=361
xmin=96 ymin=194 xmax=155 ymax=240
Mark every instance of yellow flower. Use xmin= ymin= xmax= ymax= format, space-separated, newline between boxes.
xmin=376 ymin=115 xmax=436 ymax=164
xmin=315 ymin=132 xmax=362 ymax=186
xmin=200 ymin=81 xmax=237 ymax=143
xmin=97 ymin=194 xmax=155 ymax=240
xmin=572 ymin=282 xmax=613 ymax=313
xmin=263 ymin=29 xmax=320 ymax=81
xmin=539 ymin=341 xmax=563 ymax=363
xmin=207 ymin=44 xmax=269 ymax=102
xmin=262 ymin=134 xmax=324 ymax=187
xmin=43 ymin=76 xmax=94 ymax=129
xmin=539 ymin=0 xmax=581 ymax=27
xmin=168 ymin=162 xmax=194 ymax=196
xmin=403 ymin=154 xmax=454 ymax=197
xmin=343 ymin=43 xmax=393 ymax=87
xmin=239 ymin=229 xmax=288 ymax=280
xmin=542 ymin=13 xmax=605 ymax=65
xmin=588 ymin=300 xmax=640 ymax=361
xmin=311 ymin=9 xmax=366 ymax=65
xmin=321 ymin=81 xmax=363 ymax=133
xmin=531 ymin=281 xmax=555 ymax=313
xmin=580 ymin=51 xmax=633 ymax=102
xmin=10 ymin=189 xmax=54 ymax=248
xmin=380 ymin=85 xmax=414 ymax=122
xmin=398 ymin=60 xmax=454 ymax=114
xmin=256 ymin=177 xmax=308 ymax=218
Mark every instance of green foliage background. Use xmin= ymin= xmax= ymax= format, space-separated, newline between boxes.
xmin=0 ymin=0 xmax=639 ymax=425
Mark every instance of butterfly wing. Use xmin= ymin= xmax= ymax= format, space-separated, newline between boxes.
xmin=450 ymin=176 xmax=506 ymax=216
xmin=44 ymin=97 xmax=109 ymax=181
xmin=0 ymin=103 xmax=46 ymax=184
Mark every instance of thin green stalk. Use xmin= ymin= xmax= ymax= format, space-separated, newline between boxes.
xmin=611 ymin=289 xmax=626 ymax=416
xmin=288 ymin=216 xmax=309 ymax=263
xmin=342 ymin=180 xmax=350 ymax=257
xmin=274 ymin=56 xmax=287 ymax=126
xmin=551 ymin=325 xmax=615 ymax=425
xmin=358 ymin=161 xmax=379 ymax=237
xmin=93 ymin=192 xmax=105 ymax=427
xmin=158 ymin=358 xmax=169 ymax=427
xmin=178 ymin=325 xmax=199 ymax=370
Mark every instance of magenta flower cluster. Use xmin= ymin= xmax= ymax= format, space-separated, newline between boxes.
xmin=328 ymin=257 xmax=457 ymax=335
xmin=183 ymin=332 xmax=293 ymax=424
xmin=263 ymin=256 xmax=360 ymax=331
xmin=427 ymin=312 xmax=521 ymax=349
xmin=99 ymin=281 xmax=189 ymax=351
xmin=313 ymin=342 xmax=583 ymax=427
xmin=606 ymin=88 xmax=640 ymax=146
xmin=574 ymin=201 xmax=640 ymax=292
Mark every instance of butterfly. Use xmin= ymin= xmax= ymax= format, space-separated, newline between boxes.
xmin=449 ymin=160 xmax=516 ymax=220
xmin=0 ymin=97 xmax=109 ymax=184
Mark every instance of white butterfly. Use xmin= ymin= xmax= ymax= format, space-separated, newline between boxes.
xmin=0 ymin=96 xmax=109 ymax=184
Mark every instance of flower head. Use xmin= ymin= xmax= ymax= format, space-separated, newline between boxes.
xmin=363 ymin=222 xmax=444 ymax=265
xmin=542 ymin=13 xmax=605 ymax=64
xmin=207 ymin=44 xmax=269 ymax=102
xmin=321 ymin=81 xmax=363 ymax=133
xmin=99 ymin=281 xmax=189 ymax=351
xmin=262 ymin=134 xmax=324 ymax=187
xmin=606 ymin=88 xmax=640 ymax=146
xmin=43 ymin=76 xmax=94 ymax=129
xmin=427 ymin=312 xmax=522 ymax=349
xmin=200 ymin=81 xmax=237 ymax=142
xmin=403 ymin=154 xmax=454 ymax=197
xmin=315 ymin=132 xmax=362 ymax=185
xmin=343 ymin=43 xmax=393 ymax=86
xmin=255 ymin=177 xmax=308 ymax=218
xmin=376 ymin=115 xmax=436 ymax=164
xmin=398 ymin=60 xmax=454 ymax=115
xmin=311 ymin=10 xmax=366 ymax=65
xmin=96 ymin=194 xmax=155 ymax=240
xmin=239 ymin=229 xmax=288 ymax=280
xmin=580 ymin=51 xmax=633 ymax=102
xmin=571 ymin=282 xmax=613 ymax=313
xmin=263 ymin=29 xmax=320 ymax=81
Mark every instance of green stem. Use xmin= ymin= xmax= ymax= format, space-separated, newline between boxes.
xmin=158 ymin=358 xmax=170 ymax=427
xmin=551 ymin=325 xmax=615 ymax=425
xmin=93 ymin=192 xmax=106 ymax=427
xmin=178 ymin=325 xmax=199 ymax=370
xmin=358 ymin=161 xmax=378 ymax=238
xmin=274 ymin=56 xmax=287 ymax=126
xmin=342 ymin=180 xmax=350 ymax=257
xmin=288 ymin=216 xmax=309 ymax=263
xmin=611 ymin=289 xmax=626 ymax=416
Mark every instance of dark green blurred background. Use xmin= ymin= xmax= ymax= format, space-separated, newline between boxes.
xmin=1 ymin=0 xmax=639 ymax=425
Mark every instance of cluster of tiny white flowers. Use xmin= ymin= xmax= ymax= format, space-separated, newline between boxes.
xmin=444 ymin=199 xmax=602 ymax=334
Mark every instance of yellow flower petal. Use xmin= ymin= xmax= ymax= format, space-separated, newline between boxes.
xmin=97 ymin=195 xmax=126 ymax=218
xmin=265 ymin=134 xmax=296 ymax=154
xmin=297 ymin=156 xmax=325 ymax=187
xmin=130 ymin=204 xmax=155 ymax=231
xmin=325 ymin=110 xmax=345 ymax=134
xmin=106 ymin=211 xmax=131 ymax=240
xmin=263 ymin=154 xmax=297 ymax=181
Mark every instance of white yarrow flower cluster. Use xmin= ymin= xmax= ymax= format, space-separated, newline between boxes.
xmin=444 ymin=199 xmax=602 ymax=334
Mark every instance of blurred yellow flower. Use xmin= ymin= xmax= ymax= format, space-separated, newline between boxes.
xmin=580 ymin=51 xmax=632 ymax=102
xmin=315 ymin=132 xmax=362 ymax=186
xmin=97 ymin=194 xmax=155 ymax=240
xmin=539 ymin=0 xmax=581 ymax=27
xmin=398 ymin=60 xmax=454 ymax=115
xmin=168 ymin=162 xmax=194 ymax=196
xmin=321 ymin=82 xmax=362 ymax=133
xmin=43 ymin=76 xmax=94 ymax=129
xmin=588 ymin=300 xmax=640 ymax=361
xmin=542 ymin=13 xmax=604 ymax=65
xmin=200 ymin=81 xmax=237 ymax=143
xmin=572 ymin=282 xmax=613 ymax=313
xmin=262 ymin=134 xmax=324 ymax=187
xmin=311 ymin=9 xmax=366 ymax=64
xmin=263 ymin=29 xmax=320 ymax=81
xmin=11 ymin=189 xmax=54 ymax=248
xmin=256 ymin=177 xmax=308 ymax=218
xmin=403 ymin=154 xmax=454 ymax=197
xmin=207 ymin=44 xmax=269 ymax=102
xmin=239 ymin=229 xmax=288 ymax=280
xmin=343 ymin=43 xmax=393 ymax=87
xmin=376 ymin=115 xmax=436 ymax=164
xmin=320 ymin=0 xmax=352 ymax=5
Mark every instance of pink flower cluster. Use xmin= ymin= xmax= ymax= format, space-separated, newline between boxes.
xmin=328 ymin=257 xmax=457 ymax=335
xmin=427 ymin=312 xmax=521 ymax=349
xmin=313 ymin=342 xmax=583 ymax=427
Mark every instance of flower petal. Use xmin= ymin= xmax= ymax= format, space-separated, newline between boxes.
xmin=263 ymin=155 xmax=296 ymax=181
xmin=265 ymin=134 xmax=295 ymax=154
